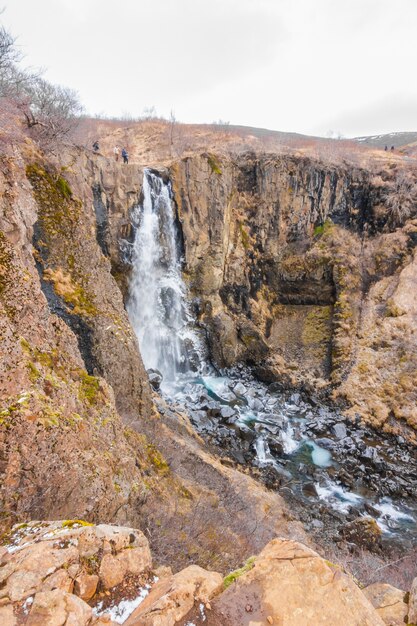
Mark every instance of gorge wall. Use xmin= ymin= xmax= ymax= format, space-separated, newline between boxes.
xmin=167 ymin=153 xmax=417 ymax=438
xmin=0 ymin=142 xmax=306 ymax=574
xmin=87 ymin=146 xmax=417 ymax=438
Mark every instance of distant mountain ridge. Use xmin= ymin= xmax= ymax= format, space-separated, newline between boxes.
xmin=354 ymin=131 xmax=417 ymax=148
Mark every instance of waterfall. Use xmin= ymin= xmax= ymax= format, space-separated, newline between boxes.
xmin=127 ymin=169 xmax=199 ymax=381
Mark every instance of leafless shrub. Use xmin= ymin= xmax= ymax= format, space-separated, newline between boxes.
xmin=17 ymin=77 xmax=83 ymax=147
xmin=385 ymin=170 xmax=417 ymax=227
xmin=0 ymin=16 xmax=83 ymax=150
xmin=324 ymin=544 xmax=417 ymax=591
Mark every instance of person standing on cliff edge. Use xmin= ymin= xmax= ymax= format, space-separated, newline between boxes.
xmin=113 ymin=146 xmax=120 ymax=161
xmin=122 ymin=148 xmax=129 ymax=164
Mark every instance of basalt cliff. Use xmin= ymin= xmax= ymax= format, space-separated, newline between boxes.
xmin=0 ymin=118 xmax=416 ymax=625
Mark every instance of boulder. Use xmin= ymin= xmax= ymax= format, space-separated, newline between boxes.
xmin=125 ymin=564 xmax=222 ymax=625
xmin=233 ymin=382 xmax=247 ymax=396
xmin=341 ymin=517 xmax=382 ymax=549
xmin=363 ymin=583 xmax=408 ymax=626
xmin=332 ymin=423 xmax=348 ymax=439
xmin=147 ymin=368 xmax=163 ymax=390
xmin=98 ymin=554 xmax=127 ymax=589
xmin=220 ymin=406 xmax=236 ymax=420
xmin=26 ymin=589 xmax=92 ymax=626
xmin=74 ymin=573 xmax=99 ymax=601
xmin=208 ymin=538 xmax=385 ymax=626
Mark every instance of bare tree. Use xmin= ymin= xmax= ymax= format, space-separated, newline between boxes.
xmin=18 ymin=77 xmax=83 ymax=143
xmin=0 ymin=15 xmax=83 ymax=148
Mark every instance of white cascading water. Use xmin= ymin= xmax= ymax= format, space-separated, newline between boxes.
xmin=127 ymin=169 xmax=199 ymax=381
xmin=124 ymin=171 xmax=416 ymax=541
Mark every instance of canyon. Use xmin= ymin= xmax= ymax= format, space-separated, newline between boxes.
xmin=1 ymin=115 xmax=416 ymax=625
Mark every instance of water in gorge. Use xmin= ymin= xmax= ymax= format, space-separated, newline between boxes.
xmin=126 ymin=170 xmax=417 ymax=550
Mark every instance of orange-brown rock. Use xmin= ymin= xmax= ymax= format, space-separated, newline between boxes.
xmin=125 ymin=565 xmax=223 ymax=626
xmin=205 ymin=538 xmax=385 ymax=626
xmin=74 ymin=573 xmax=99 ymax=601
xmin=363 ymin=582 xmax=408 ymax=626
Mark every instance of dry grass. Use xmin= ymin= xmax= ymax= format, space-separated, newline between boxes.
xmin=72 ymin=115 xmax=417 ymax=177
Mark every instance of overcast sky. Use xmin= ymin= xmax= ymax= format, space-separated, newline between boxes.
xmin=4 ymin=0 xmax=417 ymax=137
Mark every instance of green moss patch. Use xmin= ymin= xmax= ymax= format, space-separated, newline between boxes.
xmin=43 ymin=267 xmax=97 ymax=316
xmin=26 ymin=164 xmax=81 ymax=240
xmin=146 ymin=444 xmax=170 ymax=476
xmin=223 ymin=556 xmax=256 ymax=589
xmin=0 ymin=231 xmax=14 ymax=297
xmin=207 ymin=154 xmax=222 ymax=175
xmin=62 ymin=519 xmax=93 ymax=528
xmin=238 ymin=221 xmax=250 ymax=249
xmin=78 ymin=371 xmax=101 ymax=405
xmin=302 ymin=306 xmax=332 ymax=345
xmin=314 ymin=219 xmax=333 ymax=237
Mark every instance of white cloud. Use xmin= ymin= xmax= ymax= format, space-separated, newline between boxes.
xmin=3 ymin=0 xmax=417 ymax=135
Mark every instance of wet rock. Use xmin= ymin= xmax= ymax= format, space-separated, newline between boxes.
xmin=302 ymin=482 xmax=318 ymax=497
xmin=268 ymin=439 xmax=284 ymax=456
xmin=220 ymin=406 xmax=236 ymax=420
xmin=332 ymin=423 xmax=347 ymax=439
xmin=205 ymin=401 xmax=221 ymax=417
xmin=235 ymin=424 xmax=256 ymax=444
xmin=315 ymin=437 xmax=336 ymax=450
xmin=147 ymin=368 xmax=163 ymax=390
xmin=233 ymin=382 xmax=247 ymax=396
xmin=248 ymin=397 xmax=264 ymax=412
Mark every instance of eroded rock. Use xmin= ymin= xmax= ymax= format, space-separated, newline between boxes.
xmin=363 ymin=582 xmax=408 ymax=626
xmin=208 ymin=538 xmax=385 ymax=626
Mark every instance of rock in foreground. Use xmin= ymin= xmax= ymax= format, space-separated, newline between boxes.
xmin=0 ymin=522 xmax=395 ymax=626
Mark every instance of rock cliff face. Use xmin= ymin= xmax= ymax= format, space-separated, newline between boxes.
xmin=0 ymin=142 xmax=304 ymax=574
xmin=168 ymin=152 xmax=417 ymax=437
xmin=0 ymin=150 xmax=150 ymax=531
xmin=74 ymin=146 xmax=417 ymax=440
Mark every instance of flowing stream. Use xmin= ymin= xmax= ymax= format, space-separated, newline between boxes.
xmin=126 ymin=170 xmax=417 ymax=549
xmin=126 ymin=169 xmax=201 ymax=381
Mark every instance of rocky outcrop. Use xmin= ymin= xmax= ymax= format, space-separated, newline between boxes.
xmin=205 ymin=538 xmax=386 ymax=626
xmin=26 ymin=156 xmax=151 ymax=420
xmin=1 ymin=522 xmax=397 ymax=626
xmin=0 ymin=151 xmax=153 ymax=531
xmin=1 ymin=143 xmax=304 ymax=575
xmin=0 ymin=520 xmax=153 ymax=625
xmin=363 ymin=583 xmax=408 ymax=626
xmin=169 ymin=152 xmax=417 ymax=436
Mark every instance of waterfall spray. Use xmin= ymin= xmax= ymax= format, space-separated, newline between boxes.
xmin=127 ymin=169 xmax=200 ymax=381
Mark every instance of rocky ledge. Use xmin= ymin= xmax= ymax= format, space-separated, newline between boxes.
xmin=1 ymin=520 xmax=416 ymax=626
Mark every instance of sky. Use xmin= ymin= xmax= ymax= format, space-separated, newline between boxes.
xmin=3 ymin=0 xmax=417 ymax=137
